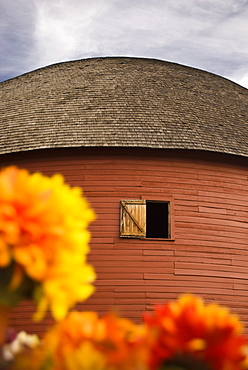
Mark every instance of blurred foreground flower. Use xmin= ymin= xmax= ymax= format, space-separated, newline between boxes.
xmin=144 ymin=294 xmax=248 ymax=370
xmin=2 ymin=329 xmax=39 ymax=362
xmin=9 ymin=295 xmax=248 ymax=370
xmin=0 ymin=166 xmax=96 ymax=322
xmin=13 ymin=311 xmax=149 ymax=370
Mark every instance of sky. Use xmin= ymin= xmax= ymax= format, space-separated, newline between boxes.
xmin=1 ymin=0 xmax=248 ymax=88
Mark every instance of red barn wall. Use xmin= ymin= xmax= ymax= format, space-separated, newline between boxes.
xmin=1 ymin=147 xmax=248 ymax=335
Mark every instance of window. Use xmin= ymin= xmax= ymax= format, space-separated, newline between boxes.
xmin=120 ymin=199 xmax=171 ymax=239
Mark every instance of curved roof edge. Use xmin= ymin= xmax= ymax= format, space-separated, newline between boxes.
xmin=0 ymin=57 xmax=247 ymax=157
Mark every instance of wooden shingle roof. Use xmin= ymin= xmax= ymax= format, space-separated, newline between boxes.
xmin=0 ymin=57 xmax=247 ymax=156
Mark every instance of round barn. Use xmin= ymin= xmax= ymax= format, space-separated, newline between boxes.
xmin=0 ymin=57 xmax=248 ymax=335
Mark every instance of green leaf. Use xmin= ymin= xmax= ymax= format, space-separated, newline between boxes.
xmin=0 ymin=262 xmax=39 ymax=307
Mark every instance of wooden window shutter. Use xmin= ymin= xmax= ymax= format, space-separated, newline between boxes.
xmin=120 ymin=200 xmax=146 ymax=237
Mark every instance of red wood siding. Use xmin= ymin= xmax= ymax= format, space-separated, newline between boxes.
xmin=1 ymin=148 xmax=248 ymax=335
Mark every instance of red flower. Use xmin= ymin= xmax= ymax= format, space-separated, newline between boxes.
xmin=144 ymin=295 xmax=248 ymax=370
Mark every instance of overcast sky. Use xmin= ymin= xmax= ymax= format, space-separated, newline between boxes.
xmin=1 ymin=0 xmax=248 ymax=88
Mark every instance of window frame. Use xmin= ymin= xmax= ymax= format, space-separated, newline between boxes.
xmin=120 ymin=196 xmax=174 ymax=240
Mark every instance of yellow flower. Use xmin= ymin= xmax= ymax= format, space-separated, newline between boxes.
xmin=144 ymin=294 xmax=248 ymax=370
xmin=0 ymin=166 xmax=96 ymax=320
xmin=26 ymin=311 xmax=149 ymax=370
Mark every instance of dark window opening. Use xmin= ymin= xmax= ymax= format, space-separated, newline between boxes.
xmin=120 ymin=199 xmax=171 ymax=239
xmin=146 ymin=201 xmax=169 ymax=238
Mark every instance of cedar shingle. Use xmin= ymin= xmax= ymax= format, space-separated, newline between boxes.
xmin=0 ymin=57 xmax=247 ymax=156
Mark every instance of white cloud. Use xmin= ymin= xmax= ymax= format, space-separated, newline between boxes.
xmin=31 ymin=0 xmax=101 ymax=65
xmin=236 ymin=74 xmax=248 ymax=88
xmin=0 ymin=0 xmax=35 ymax=79
xmin=0 ymin=0 xmax=248 ymax=89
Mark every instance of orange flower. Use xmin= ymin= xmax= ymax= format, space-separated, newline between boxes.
xmin=0 ymin=166 xmax=95 ymax=320
xmin=32 ymin=311 xmax=149 ymax=370
xmin=144 ymin=295 xmax=248 ymax=370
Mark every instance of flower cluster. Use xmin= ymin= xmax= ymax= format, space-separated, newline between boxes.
xmin=15 ymin=311 xmax=149 ymax=370
xmin=11 ymin=295 xmax=248 ymax=370
xmin=0 ymin=166 xmax=95 ymax=321
xmin=144 ymin=294 xmax=248 ymax=370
